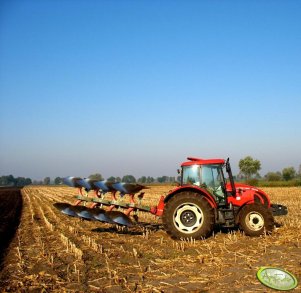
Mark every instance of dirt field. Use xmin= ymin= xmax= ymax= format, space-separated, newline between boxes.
xmin=0 ymin=185 xmax=300 ymax=292
xmin=0 ymin=187 xmax=23 ymax=270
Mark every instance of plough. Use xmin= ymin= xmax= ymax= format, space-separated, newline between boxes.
xmin=54 ymin=157 xmax=287 ymax=239
xmin=54 ymin=177 xmax=165 ymax=227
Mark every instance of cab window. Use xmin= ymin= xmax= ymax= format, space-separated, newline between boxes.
xmin=201 ymin=165 xmax=223 ymax=189
xmin=182 ymin=165 xmax=201 ymax=185
xmin=201 ymin=165 xmax=225 ymax=199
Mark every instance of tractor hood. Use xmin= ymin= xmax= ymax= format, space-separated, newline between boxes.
xmin=225 ymin=182 xmax=273 ymax=208
xmin=226 ymin=182 xmax=260 ymax=193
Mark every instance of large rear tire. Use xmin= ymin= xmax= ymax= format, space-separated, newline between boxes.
xmin=162 ymin=192 xmax=215 ymax=239
xmin=239 ymin=203 xmax=274 ymax=236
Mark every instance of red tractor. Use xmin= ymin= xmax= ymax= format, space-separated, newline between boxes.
xmin=55 ymin=157 xmax=287 ymax=239
xmin=162 ymin=157 xmax=287 ymax=239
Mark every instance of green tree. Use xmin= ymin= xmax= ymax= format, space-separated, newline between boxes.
xmin=157 ymin=176 xmax=169 ymax=183
xmin=239 ymin=156 xmax=261 ymax=179
xmin=44 ymin=177 xmax=51 ymax=185
xmin=7 ymin=175 xmax=15 ymax=185
xmin=122 ymin=175 xmax=136 ymax=183
xmin=146 ymin=176 xmax=154 ymax=183
xmin=0 ymin=175 xmax=32 ymax=186
xmin=138 ymin=176 xmax=147 ymax=183
xmin=54 ymin=177 xmax=62 ymax=184
xmin=282 ymin=167 xmax=296 ymax=181
xmin=107 ymin=176 xmax=116 ymax=182
xmin=89 ymin=173 xmax=103 ymax=181
xmin=0 ymin=176 xmax=9 ymax=186
xmin=265 ymin=172 xmax=282 ymax=181
xmin=16 ymin=177 xmax=26 ymax=186
xmin=25 ymin=178 xmax=32 ymax=185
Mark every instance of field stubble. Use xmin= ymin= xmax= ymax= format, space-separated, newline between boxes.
xmin=0 ymin=186 xmax=300 ymax=292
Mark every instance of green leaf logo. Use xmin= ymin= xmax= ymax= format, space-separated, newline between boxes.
xmin=257 ymin=267 xmax=298 ymax=291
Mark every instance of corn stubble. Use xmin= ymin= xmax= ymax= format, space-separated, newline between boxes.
xmin=0 ymin=186 xmax=300 ymax=292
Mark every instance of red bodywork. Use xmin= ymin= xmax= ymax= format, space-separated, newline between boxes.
xmin=163 ymin=157 xmax=271 ymax=210
xmin=182 ymin=157 xmax=225 ymax=166
xmin=227 ymin=182 xmax=271 ymax=208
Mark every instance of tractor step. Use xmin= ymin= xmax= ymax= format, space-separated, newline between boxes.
xmin=217 ymin=208 xmax=235 ymax=227
xmin=218 ymin=208 xmax=235 ymax=220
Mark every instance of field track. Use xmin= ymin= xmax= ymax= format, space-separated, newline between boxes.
xmin=0 ymin=186 xmax=300 ymax=292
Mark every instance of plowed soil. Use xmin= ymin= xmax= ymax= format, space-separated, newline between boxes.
xmin=0 ymin=186 xmax=300 ymax=292
xmin=0 ymin=187 xmax=23 ymax=270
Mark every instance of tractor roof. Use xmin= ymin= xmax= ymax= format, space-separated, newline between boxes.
xmin=181 ymin=157 xmax=225 ymax=166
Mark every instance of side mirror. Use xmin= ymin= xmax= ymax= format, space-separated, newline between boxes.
xmin=225 ymin=158 xmax=230 ymax=172
xmin=177 ymin=169 xmax=181 ymax=174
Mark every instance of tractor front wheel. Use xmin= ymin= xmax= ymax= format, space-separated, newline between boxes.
xmin=239 ymin=203 xmax=274 ymax=236
xmin=162 ymin=192 xmax=214 ymax=239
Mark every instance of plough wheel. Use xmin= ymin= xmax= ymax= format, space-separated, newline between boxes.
xmin=162 ymin=192 xmax=214 ymax=239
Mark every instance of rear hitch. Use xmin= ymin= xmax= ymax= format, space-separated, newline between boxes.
xmin=271 ymin=204 xmax=288 ymax=216
xmin=150 ymin=195 xmax=165 ymax=216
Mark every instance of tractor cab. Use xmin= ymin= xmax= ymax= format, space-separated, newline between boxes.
xmin=180 ymin=157 xmax=236 ymax=203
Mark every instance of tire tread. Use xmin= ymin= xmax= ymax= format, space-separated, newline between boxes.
xmin=162 ymin=192 xmax=215 ymax=239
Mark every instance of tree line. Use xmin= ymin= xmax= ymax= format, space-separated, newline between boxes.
xmin=1 ymin=156 xmax=300 ymax=187
xmin=0 ymin=175 xmax=32 ymax=187
xmin=238 ymin=156 xmax=301 ymax=182
xmin=31 ymin=174 xmax=178 ymax=185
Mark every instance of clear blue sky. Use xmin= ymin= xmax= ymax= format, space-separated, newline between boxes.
xmin=0 ymin=0 xmax=300 ymax=180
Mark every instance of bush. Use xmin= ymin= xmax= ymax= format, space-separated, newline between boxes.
xmin=245 ymin=178 xmax=259 ymax=186
xmin=257 ymin=180 xmax=301 ymax=187
xmin=265 ymin=172 xmax=282 ymax=181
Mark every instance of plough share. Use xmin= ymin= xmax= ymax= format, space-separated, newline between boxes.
xmin=54 ymin=177 xmax=164 ymax=227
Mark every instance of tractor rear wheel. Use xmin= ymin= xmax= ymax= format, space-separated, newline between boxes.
xmin=162 ymin=192 xmax=215 ymax=239
xmin=239 ymin=203 xmax=274 ymax=236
